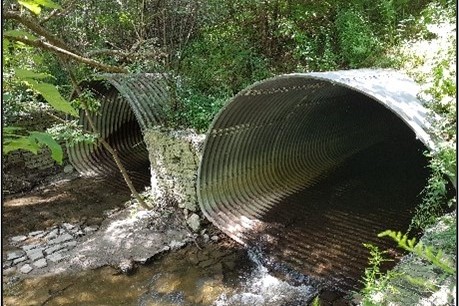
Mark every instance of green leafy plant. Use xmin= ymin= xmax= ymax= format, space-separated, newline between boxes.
xmin=46 ymin=120 xmax=97 ymax=146
xmin=359 ymin=243 xmax=397 ymax=304
xmin=3 ymin=126 xmax=63 ymax=164
xmin=17 ymin=0 xmax=61 ymax=15
xmin=335 ymin=7 xmax=381 ymax=68
xmin=2 ymin=67 xmax=79 ymax=164
xmin=3 ymin=68 xmax=78 ymax=161
xmin=411 ymin=148 xmax=455 ymax=231
xmin=14 ymin=68 xmax=78 ymax=117
xmin=311 ymin=296 xmax=320 ymax=306
xmin=378 ymin=230 xmax=455 ymax=275
xmin=360 ymin=222 xmax=456 ymax=304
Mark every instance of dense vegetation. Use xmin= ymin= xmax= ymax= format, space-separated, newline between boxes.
xmin=4 ymin=0 xmax=453 ymax=131
xmin=2 ymin=0 xmax=456 ymax=302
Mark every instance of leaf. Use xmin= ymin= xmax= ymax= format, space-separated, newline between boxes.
xmin=3 ymin=127 xmax=26 ymax=138
xmin=408 ymin=237 xmax=417 ymax=248
xmin=18 ymin=0 xmax=41 ymax=15
xmin=34 ymin=0 xmax=61 ymax=9
xmin=29 ymin=132 xmax=63 ymax=164
xmin=3 ymin=30 xmax=37 ymax=41
xmin=18 ymin=0 xmax=61 ymax=15
xmin=3 ymin=126 xmax=25 ymax=133
xmin=15 ymin=68 xmax=51 ymax=80
xmin=27 ymin=81 xmax=79 ymax=117
xmin=3 ymin=137 xmax=39 ymax=155
xmin=377 ymin=230 xmax=392 ymax=238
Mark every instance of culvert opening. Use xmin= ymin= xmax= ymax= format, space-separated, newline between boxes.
xmin=68 ymin=74 xmax=169 ymax=191
xmin=197 ymin=70 xmax=454 ymax=291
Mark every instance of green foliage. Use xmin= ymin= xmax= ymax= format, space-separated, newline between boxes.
xmin=360 ymin=221 xmax=456 ymax=304
xmin=335 ymin=7 xmax=381 ymax=68
xmin=181 ymin=29 xmax=271 ymax=96
xmin=421 ymin=214 xmax=457 ymax=255
xmin=28 ymin=81 xmax=78 ymax=116
xmin=3 ymin=37 xmax=45 ymax=123
xmin=18 ymin=0 xmax=60 ymax=15
xmin=411 ymin=146 xmax=456 ymax=230
xmin=424 ymin=39 xmax=457 ymax=141
xmin=378 ymin=230 xmax=455 ymax=275
xmin=402 ymin=274 xmax=438 ymax=291
xmin=14 ymin=68 xmax=79 ymax=117
xmin=3 ymin=33 xmax=77 ymax=164
xmin=3 ymin=127 xmax=63 ymax=164
xmin=408 ymin=16 xmax=456 ymax=231
xmin=71 ymin=88 xmax=101 ymax=114
xmin=178 ymin=24 xmax=271 ymax=130
xmin=311 ymin=296 xmax=320 ymax=306
xmin=28 ymin=131 xmax=63 ymax=163
xmin=359 ymin=244 xmax=397 ymax=304
xmin=46 ymin=121 xmax=97 ymax=146
xmin=174 ymin=88 xmax=228 ymax=132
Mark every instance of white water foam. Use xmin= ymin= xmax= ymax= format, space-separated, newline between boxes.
xmin=214 ymin=251 xmax=317 ymax=306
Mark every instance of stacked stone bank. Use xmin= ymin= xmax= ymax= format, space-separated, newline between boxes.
xmin=3 ymin=223 xmax=98 ymax=275
xmin=144 ymin=127 xmax=205 ymax=232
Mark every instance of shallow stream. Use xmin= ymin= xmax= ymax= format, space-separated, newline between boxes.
xmin=4 ymin=240 xmax=345 ymax=306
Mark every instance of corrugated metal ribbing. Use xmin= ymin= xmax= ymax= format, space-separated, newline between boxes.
xmin=68 ymin=74 xmax=169 ymax=188
xmin=198 ymin=69 xmax=435 ymax=290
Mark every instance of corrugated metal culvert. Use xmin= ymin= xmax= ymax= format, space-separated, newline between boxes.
xmin=67 ymin=69 xmax=451 ymax=291
xmin=197 ymin=69 xmax=444 ymax=290
xmin=68 ymin=73 xmax=169 ymax=189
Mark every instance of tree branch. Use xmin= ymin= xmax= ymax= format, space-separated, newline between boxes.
xmin=4 ymin=35 xmax=127 ymax=73
xmin=4 ymin=10 xmax=80 ymax=55
xmin=61 ymin=60 xmax=150 ymax=210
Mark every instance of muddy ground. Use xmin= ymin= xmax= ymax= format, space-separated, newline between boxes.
xmin=2 ymin=175 xmax=133 ymax=251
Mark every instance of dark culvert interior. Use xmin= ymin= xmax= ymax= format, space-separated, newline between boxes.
xmin=197 ymin=74 xmax=449 ymax=291
xmin=68 ymin=81 xmax=151 ymax=191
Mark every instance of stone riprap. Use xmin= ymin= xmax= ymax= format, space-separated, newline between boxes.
xmin=4 ymin=223 xmax=99 ymax=275
xmin=3 ymin=200 xmax=193 ymax=278
xmin=144 ymin=127 xmax=205 ymax=231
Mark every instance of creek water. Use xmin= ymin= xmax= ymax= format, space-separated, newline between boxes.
xmin=3 ymin=240 xmax=327 ymax=306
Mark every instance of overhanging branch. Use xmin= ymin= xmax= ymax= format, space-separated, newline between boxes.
xmin=4 ymin=35 xmax=128 ymax=73
xmin=4 ymin=10 xmax=80 ymax=55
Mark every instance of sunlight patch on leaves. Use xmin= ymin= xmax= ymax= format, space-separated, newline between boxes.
xmin=18 ymin=0 xmax=42 ymax=14
xmin=18 ymin=0 xmax=61 ymax=15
